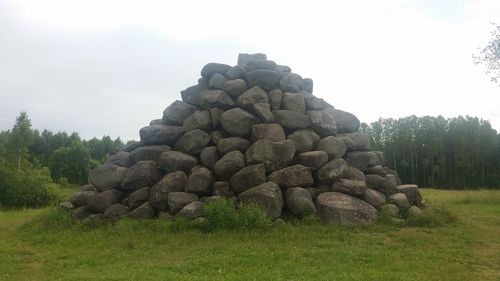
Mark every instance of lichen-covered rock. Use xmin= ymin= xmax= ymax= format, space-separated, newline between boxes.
xmin=246 ymin=139 xmax=295 ymax=172
xmin=250 ymin=123 xmax=286 ymax=142
xmin=273 ymin=110 xmax=310 ymax=130
xmin=332 ymin=109 xmax=360 ymax=133
xmin=200 ymin=146 xmax=219 ymax=169
xmin=105 ymin=151 xmax=133 ymax=168
xmin=149 ymin=171 xmax=187 ymax=210
xmin=330 ymin=179 xmax=367 ymax=197
xmin=139 ymin=125 xmax=184 ymax=146
xmin=88 ymin=189 xmax=124 ymax=213
xmin=238 ymin=182 xmax=283 ymax=219
xmin=307 ymin=110 xmax=337 ymax=137
xmin=365 ymin=175 xmax=397 ymax=196
xmin=295 ymin=151 xmax=329 ymax=170
xmin=362 ymin=188 xmax=387 ymax=208
xmin=317 ymin=192 xmax=377 ymax=224
xmin=316 ymin=136 xmax=347 ymax=159
xmin=128 ymin=187 xmax=151 ymax=210
xmin=88 ymin=163 xmax=127 ymax=191
xmin=388 ymin=193 xmax=410 ymax=209
xmin=229 ymin=164 xmax=266 ymax=194
xmin=268 ymin=165 xmax=314 ymax=188
xmin=287 ymin=129 xmax=320 ymax=153
xmin=158 ymin=151 xmax=198 ymax=173
xmin=285 ymin=187 xmax=315 ymax=217
xmin=121 ymin=161 xmax=163 ymax=190
xmin=217 ymin=137 xmax=250 ymax=154
xmin=167 ymin=192 xmax=199 ymax=214
xmin=220 ymin=108 xmax=256 ymax=137
xmin=128 ymin=201 xmax=155 ymax=219
xmin=396 ymin=184 xmax=423 ymax=206
xmin=103 ymin=204 xmax=129 ymax=220
xmin=176 ymin=201 xmax=205 ymax=219
xmin=174 ymin=129 xmax=211 ymax=155
xmin=213 ymin=150 xmax=246 ymax=180
xmin=162 ymin=100 xmax=199 ymax=125
xmin=129 ymin=145 xmax=171 ymax=163
xmin=281 ymin=93 xmax=306 ymax=114
xmin=316 ymin=158 xmax=349 ymax=184
xmin=183 ymin=111 xmax=211 ymax=132
xmin=185 ymin=166 xmax=215 ymax=196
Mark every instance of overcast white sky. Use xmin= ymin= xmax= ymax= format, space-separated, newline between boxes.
xmin=0 ymin=0 xmax=499 ymax=141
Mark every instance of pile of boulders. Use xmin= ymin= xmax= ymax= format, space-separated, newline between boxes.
xmin=63 ymin=53 xmax=425 ymax=225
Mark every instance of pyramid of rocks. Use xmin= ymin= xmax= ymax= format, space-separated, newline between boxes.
xmin=67 ymin=53 xmax=425 ymax=224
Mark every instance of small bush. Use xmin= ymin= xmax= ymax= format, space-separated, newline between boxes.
xmin=0 ymin=162 xmax=58 ymax=208
xmin=402 ymin=205 xmax=458 ymax=227
xmin=202 ymin=198 xmax=272 ymax=232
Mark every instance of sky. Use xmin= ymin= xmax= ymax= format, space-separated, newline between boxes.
xmin=0 ymin=0 xmax=499 ymax=141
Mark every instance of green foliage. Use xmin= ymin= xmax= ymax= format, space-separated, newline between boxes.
xmin=473 ymin=23 xmax=500 ymax=85
xmin=402 ymin=206 xmax=458 ymax=228
xmin=49 ymin=142 xmax=90 ymax=185
xmin=202 ymin=198 xmax=272 ymax=232
xmin=0 ymin=159 xmax=58 ymax=207
xmin=365 ymin=115 xmax=500 ymax=188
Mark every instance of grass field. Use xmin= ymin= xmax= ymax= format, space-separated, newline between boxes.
xmin=0 ymin=189 xmax=499 ymax=281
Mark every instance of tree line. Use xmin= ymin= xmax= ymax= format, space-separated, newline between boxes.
xmin=361 ymin=115 xmax=500 ymax=189
xmin=0 ymin=112 xmax=124 ymax=207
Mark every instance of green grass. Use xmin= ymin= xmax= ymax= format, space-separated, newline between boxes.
xmin=1 ymin=189 xmax=499 ymax=281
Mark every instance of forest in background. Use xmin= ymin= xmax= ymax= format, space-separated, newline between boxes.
xmin=362 ymin=115 xmax=500 ymax=189
xmin=0 ymin=112 xmax=123 ymax=207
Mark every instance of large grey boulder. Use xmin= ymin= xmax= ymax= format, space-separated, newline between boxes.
xmin=200 ymin=63 xmax=232 ymax=78
xmin=302 ymin=78 xmax=313 ymax=93
xmin=182 ymin=111 xmax=211 ymax=132
xmin=88 ymin=163 xmax=127 ymax=191
xmin=128 ymin=201 xmax=155 ymax=219
xmin=162 ymin=100 xmax=199 ymax=125
xmin=331 ymin=179 xmax=367 ymax=197
xmin=200 ymin=146 xmax=219 ymax=169
xmin=268 ymin=165 xmax=314 ymax=188
xmin=103 ymin=204 xmax=130 ymax=220
xmin=268 ymin=89 xmax=283 ymax=110
xmin=316 ymin=158 xmax=349 ymax=184
xmin=181 ymin=82 xmax=207 ymax=107
xmin=158 ymin=151 xmax=198 ymax=173
xmin=317 ymin=192 xmax=377 ymax=224
xmin=176 ymin=201 xmax=205 ymax=219
xmin=70 ymin=206 xmax=91 ymax=221
xmin=167 ymin=192 xmax=199 ymax=214
xmin=220 ymin=108 xmax=256 ymax=137
xmin=71 ymin=190 xmax=98 ymax=207
xmin=295 ymin=151 xmax=329 ymax=170
xmin=225 ymin=65 xmax=246 ymax=80
xmin=237 ymin=53 xmax=267 ymax=67
xmin=285 ymin=187 xmax=315 ymax=217
xmin=105 ymin=151 xmax=133 ymax=168
xmin=287 ymin=129 xmax=320 ymax=152
xmin=345 ymin=151 xmax=381 ymax=172
xmin=340 ymin=133 xmax=371 ymax=151
xmin=229 ymin=164 xmax=266 ymax=194
xmin=341 ymin=166 xmax=366 ymax=182
xmin=213 ymin=150 xmax=246 ymax=180
xmin=298 ymin=91 xmax=326 ymax=110
xmin=388 ymin=193 xmax=410 ymax=209
xmin=209 ymin=108 xmax=223 ymax=130
xmin=185 ymin=166 xmax=215 ymax=196
xmin=365 ymin=175 xmax=397 ymax=196
xmin=128 ymin=187 xmax=151 ymax=210
xmin=238 ymin=182 xmax=283 ymax=219
xmin=217 ymin=137 xmax=250 ymax=154
xmin=253 ymin=102 xmax=275 ymax=123
xmin=315 ymin=136 xmax=347 ymax=159
xmin=273 ymin=110 xmax=310 ymax=130
xmin=129 ymin=145 xmax=171 ymax=163
xmin=121 ymin=161 xmax=163 ymax=190
xmin=332 ymin=109 xmax=360 ymax=133
xmin=139 ymin=125 xmax=183 ymax=146
xmin=223 ymin=79 xmax=248 ymax=97
xmin=380 ymin=204 xmax=399 ymax=218
xmin=246 ymin=139 xmax=295 ymax=172
xmin=120 ymin=141 xmax=141 ymax=153
xmin=245 ymin=69 xmax=281 ymax=91
xmin=280 ymin=73 xmax=304 ymax=93
xmin=88 ymin=189 xmax=124 ymax=213
xmin=209 ymin=73 xmax=227 ymax=89
xmin=250 ymin=123 xmax=286 ymax=142
xmin=408 ymin=206 xmax=423 ymax=217
xmin=281 ymin=93 xmax=306 ymax=113
xmin=396 ymin=184 xmax=422 ymax=206
xmin=246 ymin=59 xmax=277 ymax=71
xmin=308 ymin=110 xmax=337 ymax=137
xmin=236 ymin=86 xmax=269 ymax=111
xmin=212 ymin=181 xmax=235 ymax=198
xmin=174 ymin=129 xmax=211 ymax=155
xmin=149 ymin=171 xmax=187 ymax=210
xmin=362 ymin=188 xmax=387 ymax=208
xmin=200 ymin=90 xmax=235 ymax=110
